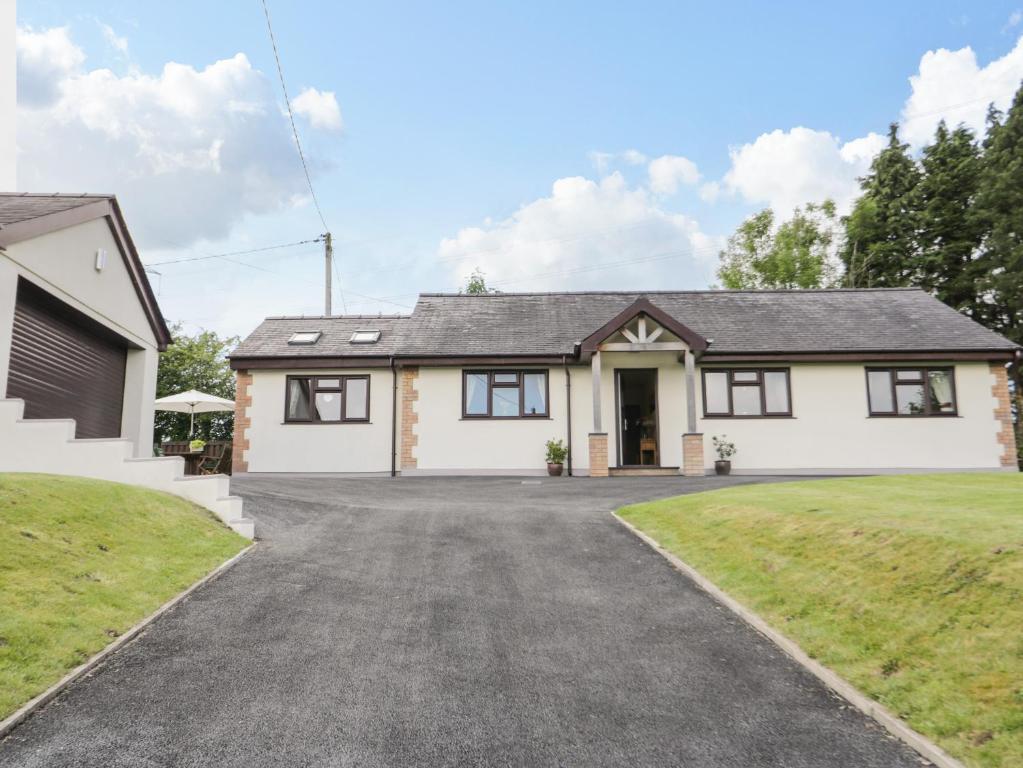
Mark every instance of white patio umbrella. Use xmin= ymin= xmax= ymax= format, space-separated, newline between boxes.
xmin=154 ymin=389 xmax=235 ymax=438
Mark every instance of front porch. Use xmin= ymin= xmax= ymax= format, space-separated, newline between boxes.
xmin=580 ymin=298 xmax=708 ymax=478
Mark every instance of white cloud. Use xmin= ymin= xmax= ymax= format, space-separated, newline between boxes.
xmin=721 ymin=127 xmax=882 ymax=214
xmin=16 ymin=26 xmax=339 ymax=248
xmin=900 ymin=37 xmax=1023 ymax=146
xmin=99 ymin=23 xmax=128 ymax=55
xmin=647 ymin=154 xmax=700 ymax=195
xmin=622 ymin=148 xmax=647 ymax=165
xmin=698 ymin=181 xmax=720 ymax=203
xmin=438 ymin=172 xmax=720 ymax=292
xmin=16 ymin=26 xmax=85 ymax=106
xmin=1005 ymin=10 xmax=1022 ymax=31
xmin=292 ymin=86 xmax=344 ymax=131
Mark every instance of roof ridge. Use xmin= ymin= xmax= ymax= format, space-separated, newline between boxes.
xmin=417 ymin=288 xmax=924 ymax=297
xmin=262 ymin=314 xmax=410 ymax=320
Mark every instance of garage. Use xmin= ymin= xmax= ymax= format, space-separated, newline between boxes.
xmin=6 ymin=278 xmax=128 ymax=439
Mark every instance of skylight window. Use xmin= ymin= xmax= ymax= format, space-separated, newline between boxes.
xmin=288 ymin=331 xmax=322 ymax=345
xmin=349 ymin=329 xmax=381 ymax=344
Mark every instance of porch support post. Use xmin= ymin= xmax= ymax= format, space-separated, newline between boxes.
xmin=588 ymin=350 xmax=608 ymax=477
xmin=684 ymin=349 xmax=697 ymax=433
xmin=682 ymin=349 xmax=704 ymax=476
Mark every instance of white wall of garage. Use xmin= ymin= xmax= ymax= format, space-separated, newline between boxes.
xmin=0 ymin=217 xmax=159 ymax=456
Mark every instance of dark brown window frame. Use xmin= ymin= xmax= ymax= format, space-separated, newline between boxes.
xmin=701 ymin=367 xmax=793 ymax=418
xmin=865 ymin=366 xmax=958 ymax=417
xmin=461 ymin=369 xmax=551 ymax=419
xmin=284 ymin=374 xmax=371 ymax=424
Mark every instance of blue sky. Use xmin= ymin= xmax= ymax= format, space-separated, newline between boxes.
xmin=14 ymin=1 xmax=1023 ymax=337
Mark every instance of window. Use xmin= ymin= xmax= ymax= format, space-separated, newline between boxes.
xmin=285 ymin=376 xmax=370 ymax=423
xmin=702 ymin=368 xmax=791 ymax=417
xmin=288 ymin=331 xmax=321 ymax=345
xmin=866 ymin=367 xmax=956 ymax=416
xmin=349 ymin=330 xmax=381 ymax=344
xmin=462 ymin=370 xmax=549 ymax=418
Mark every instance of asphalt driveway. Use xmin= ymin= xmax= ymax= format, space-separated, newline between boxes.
xmin=0 ymin=475 xmax=924 ymax=767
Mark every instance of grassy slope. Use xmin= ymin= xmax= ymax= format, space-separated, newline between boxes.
xmin=0 ymin=473 xmax=247 ymax=719
xmin=619 ymin=474 xmax=1023 ymax=768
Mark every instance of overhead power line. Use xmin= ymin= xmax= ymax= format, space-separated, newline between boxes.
xmin=260 ymin=0 xmax=328 ymax=232
xmin=147 ymin=238 xmax=322 ymax=266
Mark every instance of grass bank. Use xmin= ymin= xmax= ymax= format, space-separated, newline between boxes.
xmin=0 ymin=473 xmax=247 ymax=720
xmin=618 ymin=474 xmax=1023 ymax=768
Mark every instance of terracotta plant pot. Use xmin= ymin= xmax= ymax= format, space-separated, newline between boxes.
xmin=547 ymin=463 xmax=564 ymax=477
xmin=714 ymin=460 xmax=731 ymax=476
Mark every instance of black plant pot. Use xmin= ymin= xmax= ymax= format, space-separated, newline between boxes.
xmin=714 ymin=460 xmax=731 ymax=476
xmin=547 ymin=463 xmax=564 ymax=477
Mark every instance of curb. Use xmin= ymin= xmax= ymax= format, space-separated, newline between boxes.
xmin=611 ymin=512 xmax=965 ymax=768
xmin=0 ymin=543 xmax=255 ymax=741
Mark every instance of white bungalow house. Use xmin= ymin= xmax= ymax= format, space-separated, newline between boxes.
xmin=230 ymin=289 xmax=1019 ymax=477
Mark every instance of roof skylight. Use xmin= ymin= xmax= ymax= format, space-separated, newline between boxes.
xmin=288 ymin=331 xmax=322 ymax=345
xmin=349 ymin=330 xmax=381 ymax=344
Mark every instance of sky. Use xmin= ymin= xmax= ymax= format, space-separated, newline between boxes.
xmin=13 ymin=0 xmax=1023 ymax=339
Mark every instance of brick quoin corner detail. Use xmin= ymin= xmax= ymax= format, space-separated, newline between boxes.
xmin=232 ymin=369 xmax=252 ymax=473
xmin=400 ymin=367 xmax=419 ymax=470
xmin=990 ymin=363 xmax=1018 ymax=468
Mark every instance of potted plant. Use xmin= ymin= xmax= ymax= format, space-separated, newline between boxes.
xmin=189 ymin=438 xmax=206 ymax=453
xmin=545 ymin=439 xmax=567 ymax=477
xmin=712 ymin=436 xmax=735 ymax=475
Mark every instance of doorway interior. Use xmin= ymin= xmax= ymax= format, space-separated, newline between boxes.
xmin=616 ymin=369 xmax=659 ymax=467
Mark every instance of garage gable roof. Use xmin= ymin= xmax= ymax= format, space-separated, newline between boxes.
xmin=0 ymin=194 xmax=172 ymax=350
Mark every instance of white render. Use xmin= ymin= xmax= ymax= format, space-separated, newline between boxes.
xmin=695 ymin=361 xmax=1006 ymax=473
xmin=244 ymin=368 xmax=396 ymax=473
xmin=0 ymin=217 xmax=159 ymax=456
xmin=241 ymin=357 xmax=1010 ymax=476
xmin=0 ymin=398 xmax=253 ymax=537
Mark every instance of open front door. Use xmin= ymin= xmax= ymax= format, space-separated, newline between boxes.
xmin=616 ymin=369 xmax=659 ymax=467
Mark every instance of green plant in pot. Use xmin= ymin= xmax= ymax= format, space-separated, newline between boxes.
xmin=712 ymin=436 xmax=735 ymax=475
xmin=545 ymin=439 xmax=567 ymax=477
xmin=189 ymin=439 xmax=206 ymax=453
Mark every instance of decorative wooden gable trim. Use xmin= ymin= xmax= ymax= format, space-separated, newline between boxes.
xmin=579 ymin=297 xmax=708 ymax=358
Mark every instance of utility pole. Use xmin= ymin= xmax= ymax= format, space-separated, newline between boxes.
xmin=324 ymin=231 xmax=333 ymax=316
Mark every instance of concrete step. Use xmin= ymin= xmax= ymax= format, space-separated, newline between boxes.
xmin=609 ymin=466 xmax=681 ymax=477
xmin=0 ymin=398 xmax=26 ymax=424
xmin=124 ymin=455 xmax=186 ymax=484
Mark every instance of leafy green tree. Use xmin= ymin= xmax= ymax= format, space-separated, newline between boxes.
xmin=912 ymin=121 xmax=985 ymax=314
xmin=154 ymin=325 xmax=238 ymax=445
xmin=717 ymin=201 xmax=841 ymax=289
xmin=462 ymin=267 xmax=492 ymax=295
xmin=843 ymin=123 xmax=921 ymax=287
xmin=974 ymin=90 xmax=1023 ymax=461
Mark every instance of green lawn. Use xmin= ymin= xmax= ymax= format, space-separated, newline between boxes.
xmin=618 ymin=474 xmax=1023 ymax=768
xmin=0 ymin=473 xmax=247 ymax=720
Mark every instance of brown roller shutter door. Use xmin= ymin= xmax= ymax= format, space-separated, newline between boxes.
xmin=6 ymin=279 xmax=127 ymax=439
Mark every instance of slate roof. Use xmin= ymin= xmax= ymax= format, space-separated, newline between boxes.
xmin=232 ymin=315 xmax=410 ymax=358
xmin=232 ymin=289 xmax=1018 ymax=360
xmin=0 ymin=193 xmax=112 ymax=226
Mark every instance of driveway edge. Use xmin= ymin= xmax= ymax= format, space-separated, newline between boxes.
xmin=0 ymin=543 xmax=255 ymax=741
xmin=611 ymin=512 xmax=964 ymax=768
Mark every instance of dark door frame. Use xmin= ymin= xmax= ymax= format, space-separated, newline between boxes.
xmin=614 ymin=368 xmax=660 ymax=468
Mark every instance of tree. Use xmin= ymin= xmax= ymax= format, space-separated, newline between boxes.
xmin=462 ymin=267 xmax=492 ymax=295
xmin=843 ymin=123 xmax=921 ymax=287
xmin=716 ymin=201 xmax=841 ymax=289
xmin=154 ymin=325 xmax=239 ymax=446
xmin=974 ymin=88 xmax=1023 ymax=462
xmin=912 ymin=121 xmax=984 ymax=314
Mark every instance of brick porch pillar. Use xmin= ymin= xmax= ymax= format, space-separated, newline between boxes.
xmin=991 ymin=363 xmax=1018 ymax=469
xmin=682 ymin=432 xmax=705 ymax=477
xmin=588 ymin=433 xmax=609 ymax=477
xmin=232 ymin=369 xmax=252 ymax=473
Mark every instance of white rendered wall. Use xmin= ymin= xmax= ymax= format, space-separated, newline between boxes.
xmin=0 ymin=218 xmax=160 ymax=456
xmin=694 ymin=362 xmax=1006 ymax=473
xmin=245 ymin=368 xmax=395 ymax=473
